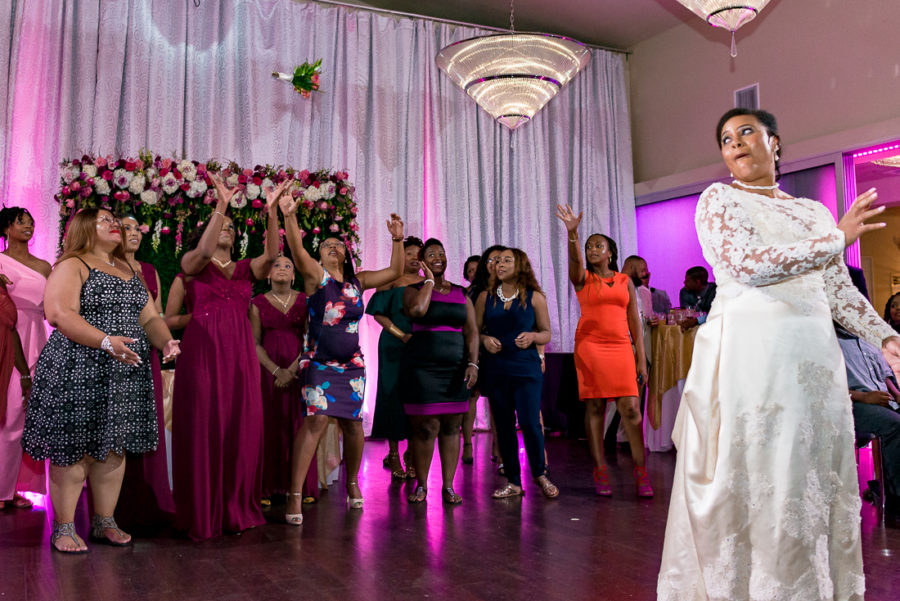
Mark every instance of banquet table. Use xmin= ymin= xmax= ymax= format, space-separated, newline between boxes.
xmin=644 ymin=324 xmax=698 ymax=452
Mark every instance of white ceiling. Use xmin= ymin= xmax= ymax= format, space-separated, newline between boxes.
xmin=347 ymin=0 xmax=691 ymax=49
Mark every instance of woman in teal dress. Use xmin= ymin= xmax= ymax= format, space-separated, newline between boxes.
xmin=365 ymin=236 xmax=423 ymax=478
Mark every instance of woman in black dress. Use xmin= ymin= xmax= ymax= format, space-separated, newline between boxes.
xmin=22 ymin=209 xmax=179 ymax=553
xmin=403 ymin=239 xmax=479 ymax=504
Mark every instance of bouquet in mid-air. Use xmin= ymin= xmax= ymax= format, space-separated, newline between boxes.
xmin=272 ymin=59 xmax=323 ymax=98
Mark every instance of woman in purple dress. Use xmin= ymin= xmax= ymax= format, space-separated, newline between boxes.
xmin=249 ymin=255 xmax=318 ymax=504
xmin=280 ymin=195 xmax=405 ymax=525
xmin=117 ymin=215 xmax=175 ymax=527
xmin=172 ymin=174 xmax=290 ymax=540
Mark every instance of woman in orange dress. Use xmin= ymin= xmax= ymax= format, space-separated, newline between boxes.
xmin=556 ymin=204 xmax=651 ymax=498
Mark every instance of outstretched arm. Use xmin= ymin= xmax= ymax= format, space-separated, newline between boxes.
xmin=279 ymin=194 xmax=324 ymax=296
xmin=250 ymin=179 xmax=292 ymax=280
xmin=182 ymin=173 xmax=233 ymax=275
xmin=356 ymin=214 xmax=405 ymax=290
xmin=556 ymin=203 xmax=586 ymax=290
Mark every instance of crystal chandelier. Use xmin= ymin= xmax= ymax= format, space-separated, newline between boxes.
xmin=675 ymin=0 xmax=773 ymax=57
xmin=435 ymin=1 xmax=590 ymax=131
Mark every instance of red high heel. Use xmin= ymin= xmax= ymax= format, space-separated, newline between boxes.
xmin=634 ymin=466 xmax=654 ymax=498
xmin=593 ymin=465 xmax=612 ymax=496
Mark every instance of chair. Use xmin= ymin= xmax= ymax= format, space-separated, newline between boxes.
xmin=855 ymin=434 xmax=886 ymax=523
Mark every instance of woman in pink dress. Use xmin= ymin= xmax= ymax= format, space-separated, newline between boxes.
xmin=0 ymin=207 xmax=50 ymax=511
xmin=172 ymin=175 xmax=289 ymax=540
xmin=116 ymin=215 xmax=176 ymax=527
xmin=249 ymin=255 xmax=318 ymax=503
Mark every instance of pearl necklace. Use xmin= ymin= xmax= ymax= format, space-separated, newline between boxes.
xmin=270 ymin=291 xmax=293 ymax=311
xmin=211 ymin=257 xmax=233 ymax=269
xmin=496 ymin=285 xmax=518 ymax=303
xmin=733 ymin=180 xmax=779 ymax=191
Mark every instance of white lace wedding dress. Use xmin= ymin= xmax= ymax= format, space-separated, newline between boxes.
xmin=657 ymin=183 xmax=896 ymax=601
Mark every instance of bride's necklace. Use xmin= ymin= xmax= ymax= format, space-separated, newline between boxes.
xmin=270 ymin=291 xmax=293 ymax=310
xmin=733 ymin=180 xmax=779 ymax=191
xmin=211 ymin=256 xmax=233 ymax=269
xmin=497 ymin=285 xmax=518 ymax=303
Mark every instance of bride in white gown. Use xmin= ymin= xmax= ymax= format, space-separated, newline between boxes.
xmin=657 ymin=108 xmax=900 ymax=601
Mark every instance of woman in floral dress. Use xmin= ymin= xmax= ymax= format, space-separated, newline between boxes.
xmin=280 ymin=194 xmax=405 ymax=525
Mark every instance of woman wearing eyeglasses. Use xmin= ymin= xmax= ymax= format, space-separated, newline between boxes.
xmin=171 ymin=174 xmax=290 ymax=540
xmin=22 ymin=208 xmax=179 ymax=553
xmin=280 ymin=195 xmax=405 ymax=525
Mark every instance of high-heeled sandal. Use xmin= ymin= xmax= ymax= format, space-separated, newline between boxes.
xmin=51 ymin=521 xmax=88 ymax=554
xmin=403 ymin=449 xmax=416 ymax=480
xmin=593 ymin=465 xmax=612 ymax=497
xmin=346 ymin=482 xmax=364 ymax=509
xmin=285 ymin=492 xmax=303 ymax=526
xmin=385 ymin=451 xmax=407 ymax=479
xmin=89 ymin=515 xmax=132 ymax=546
xmin=634 ymin=466 xmax=654 ymax=498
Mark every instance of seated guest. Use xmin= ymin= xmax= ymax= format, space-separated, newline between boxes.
xmin=835 ymin=324 xmax=900 ymax=518
xmin=885 ymin=292 xmax=900 ymax=334
xmin=679 ymin=266 xmax=717 ymax=313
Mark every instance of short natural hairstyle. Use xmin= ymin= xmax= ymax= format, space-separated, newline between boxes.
xmin=463 ymin=255 xmax=481 ymax=282
xmin=685 ymin=266 xmax=709 ymax=284
xmin=56 ymin=208 xmax=127 ymax=266
xmin=404 ymin=236 xmax=424 ymax=250
xmin=885 ymin=292 xmax=900 ymax=326
xmin=0 ymin=206 xmax=33 ymax=239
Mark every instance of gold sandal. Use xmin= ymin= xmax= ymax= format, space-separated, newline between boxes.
xmin=491 ymin=483 xmax=524 ymax=499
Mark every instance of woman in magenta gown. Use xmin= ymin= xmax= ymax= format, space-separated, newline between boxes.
xmin=172 ymin=175 xmax=290 ymax=539
xmin=116 ymin=215 xmax=176 ymax=527
xmin=250 ymin=256 xmax=318 ymax=502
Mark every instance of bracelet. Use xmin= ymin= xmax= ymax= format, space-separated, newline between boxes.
xmin=100 ymin=335 xmax=114 ymax=353
xmin=20 ymin=375 xmax=31 ymax=380
xmin=392 ymin=237 xmax=403 ymax=242
xmin=423 ymin=279 xmax=435 ymax=287
xmin=271 ymin=367 xmax=280 ymax=376
xmin=538 ymin=354 xmax=545 ymax=360
xmin=568 ymin=237 xmax=578 ymax=243
xmin=468 ymin=362 xmax=479 ymax=369
xmin=388 ymin=324 xmax=406 ymax=339
xmin=213 ymin=210 xmax=225 ymax=219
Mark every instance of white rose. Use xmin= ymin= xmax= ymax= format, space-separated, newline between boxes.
xmin=303 ymin=186 xmax=322 ymax=202
xmin=140 ymin=190 xmax=158 ymax=205
xmin=323 ymin=182 xmax=336 ymax=199
xmin=82 ymin=164 xmax=98 ymax=178
xmin=245 ymin=183 xmax=261 ymax=200
xmin=179 ymin=160 xmax=197 ymax=182
xmin=94 ymin=178 xmax=111 ymax=195
xmin=261 ymin=178 xmax=274 ymax=193
xmin=187 ymin=179 xmax=208 ymax=198
xmin=62 ymin=165 xmax=80 ymax=184
xmin=162 ymin=174 xmax=179 ymax=195
xmin=113 ymin=168 xmax=133 ymax=189
xmin=129 ymin=174 xmax=146 ymax=195
xmin=226 ymin=173 xmax=240 ymax=187
xmin=144 ymin=167 xmax=157 ymax=180
xmin=230 ymin=190 xmax=247 ymax=208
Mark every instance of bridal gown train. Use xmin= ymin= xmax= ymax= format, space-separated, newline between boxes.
xmin=657 ymin=183 xmax=896 ymax=601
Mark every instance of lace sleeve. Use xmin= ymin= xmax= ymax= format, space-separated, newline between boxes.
xmin=823 ymin=255 xmax=897 ymax=348
xmin=695 ymin=184 xmax=845 ymax=287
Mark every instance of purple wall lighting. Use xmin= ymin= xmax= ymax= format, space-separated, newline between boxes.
xmin=635 ymin=193 xmax=711 ymax=305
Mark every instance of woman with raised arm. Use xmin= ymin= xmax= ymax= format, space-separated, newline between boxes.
xmin=365 ymin=236 xmax=423 ymax=479
xmin=402 ymin=239 xmax=479 ymax=505
xmin=657 ymin=108 xmax=900 ymax=601
xmin=116 ymin=215 xmax=175 ymax=527
xmin=163 ymin=273 xmax=192 ymax=332
xmin=0 ymin=207 xmax=50 ymax=511
xmin=475 ymin=248 xmax=558 ymax=499
xmin=555 ymin=207 xmax=650 ymax=498
xmin=22 ymin=208 xmax=179 ymax=553
xmin=280 ymin=194 xmax=404 ymax=525
xmin=249 ymin=255 xmax=318 ymax=504
xmin=172 ymin=174 xmax=289 ymax=540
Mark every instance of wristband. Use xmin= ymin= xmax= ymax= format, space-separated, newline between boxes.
xmin=468 ymin=362 xmax=479 ymax=369
xmin=392 ymin=237 xmax=403 ymax=242
xmin=423 ymin=279 xmax=435 ymax=287
xmin=100 ymin=335 xmax=114 ymax=353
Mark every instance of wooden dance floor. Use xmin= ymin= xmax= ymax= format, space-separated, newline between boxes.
xmin=2 ymin=434 xmax=898 ymax=601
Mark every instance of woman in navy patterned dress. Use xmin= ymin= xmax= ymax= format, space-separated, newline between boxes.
xmin=22 ymin=209 xmax=179 ymax=553
xmin=280 ymin=195 xmax=405 ymax=525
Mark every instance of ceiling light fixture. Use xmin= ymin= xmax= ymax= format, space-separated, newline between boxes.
xmin=675 ymin=0 xmax=773 ymax=57
xmin=435 ymin=0 xmax=590 ymax=131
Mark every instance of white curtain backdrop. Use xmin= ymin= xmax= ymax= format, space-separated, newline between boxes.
xmin=1 ymin=0 xmax=636 ymax=429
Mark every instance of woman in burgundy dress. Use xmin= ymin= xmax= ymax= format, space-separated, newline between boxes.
xmin=249 ymin=255 xmax=318 ymax=504
xmin=280 ymin=194 xmax=405 ymax=525
xmin=117 ymin=215 xmax=175 ymax=527
xmin=172 ymin=174 xmax=290 ymax=540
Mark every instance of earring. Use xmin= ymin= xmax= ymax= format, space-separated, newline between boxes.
xmin=267 ymin=277 xmax=271 ymax=286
